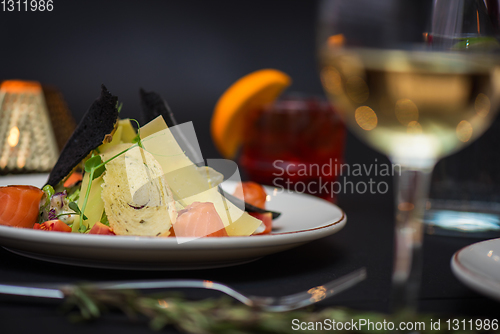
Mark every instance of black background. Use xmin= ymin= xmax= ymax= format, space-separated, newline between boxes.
xmin=1 ymin=1 xmax=500 ymax=333
xmin=1 ymin=0 xmax=325 ymax=160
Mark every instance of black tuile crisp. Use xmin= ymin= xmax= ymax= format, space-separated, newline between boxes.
xmin=139 ymin=88 xmax=177 ymax=127
xmin=45 ymin=85 xmax=119 ymax=187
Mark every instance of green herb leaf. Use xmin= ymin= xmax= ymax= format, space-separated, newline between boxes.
xmin=100 ymin=211 xmax=109 ymax=226
xmin=67 ymin=188 xmax=80 ymax=202
xmin=69 ymin=202 xmax=87 ymax=220
xmin=42 ymin=184 xmax=55 ymax=199
xmin=84 ymin=155 xmax=103 ymax=173
xmin=79 ymin=222 xmax=89 ymax=233
xmin=92 ymin=165 xmax=105 ymax=180
xmin=130 ymin=119 xmax=143 ymax=148
xmin=116 ymin=101 xmax=123 ymax=114
xmin=42 ymin=184 xmax=55 ymax=208
xmin=68 ymin=201 xmax=81 ymax=214
xmin=132 ymin=133 xmax=141 ymax=144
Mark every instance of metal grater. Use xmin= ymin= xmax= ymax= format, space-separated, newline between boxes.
xmin=0 ymin=80 xmax=75 ymax=174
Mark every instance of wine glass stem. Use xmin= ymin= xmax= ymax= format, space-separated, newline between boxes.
xmin=391 ymin=163 xmax=434 ymax=315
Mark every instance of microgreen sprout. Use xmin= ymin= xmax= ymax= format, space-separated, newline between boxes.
xmin=130 ymin=119 xmax=144 ymax=148
xmin=116 ymin=101 xmax=123 ymax=114
xmin=69 ymin=202 xmax=87 ymax=220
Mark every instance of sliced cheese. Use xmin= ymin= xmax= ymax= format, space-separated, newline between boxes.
xmin=99 ymin=125 xmax=123 ymax=153
xmin=73 ymin=173 xmax=105 ymax=232
xmin=101 ymin=144 xmax=176 ymax=236
xmin=140 ymin=117 xmax=262 ymax=236
xmin=118 ymin=119 xmax=137 ymax=143
xmin=140 ymin=116 xmax=169 ymax=138
xmin=99 ymin=118 xmax=138 ymax=154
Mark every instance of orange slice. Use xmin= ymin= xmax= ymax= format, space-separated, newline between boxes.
xmin=211 ymin=69 xmax=291 ymax=159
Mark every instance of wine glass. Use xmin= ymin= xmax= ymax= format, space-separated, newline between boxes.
xmin=317 ymin=0 xmax=500 ymax=315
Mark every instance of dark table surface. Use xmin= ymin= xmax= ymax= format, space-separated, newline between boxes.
xmin=1 ymin=188 xmax=499 ymax=333
xmin=1 ymin=137 xmax=499 ymax=333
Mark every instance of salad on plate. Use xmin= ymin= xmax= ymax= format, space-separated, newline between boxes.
xmin=0 ymin=86 xmax=277 ymax=239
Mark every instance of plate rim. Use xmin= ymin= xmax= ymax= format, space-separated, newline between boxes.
xmin=0 ymin=211 xmax=346 ymax=248
xmin=0 ymin=187 xmax=347 ymax=250
xmin=451 ymin=238 xmax=500 ymax=301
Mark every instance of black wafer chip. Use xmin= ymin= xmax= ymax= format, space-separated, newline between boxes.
xmin=45 ymin=85 xmax=119 ymax=187
xmin=139 ymin=88 xmax=177 ymax=127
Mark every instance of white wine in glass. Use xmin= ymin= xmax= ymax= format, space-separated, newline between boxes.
xmin=320 ymin=49 xmax=500 ymax=168
xmin=318 ymin=0 xmax=500 ymax=314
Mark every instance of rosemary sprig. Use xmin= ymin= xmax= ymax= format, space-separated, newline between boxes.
xmin=62 ymin=285 xmax=498 ymax=334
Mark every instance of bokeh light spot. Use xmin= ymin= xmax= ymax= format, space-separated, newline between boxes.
xmin=327 ymin=34 xmax=345 ymax=47
xmin=346 ymin=76 xmax=369 ymax=103
xmin=7 ymin=126 xmax=20 ymax=147
xmin=308 ymin=286 xmax=327 ymax=302
xmin=407 ymin=121 xmax=422 ymax=134
xmin=475 ymin=93 xmax=490 ymax=117
xmin=395 ymin=99 xmax=419 ymax=125
xmin=320 ymin=66 xmax=343 ymax=96
xmin=355 ymin=106 xmax=377 ymax=131
xmin=456 ymin=120 xmax=473 ymax=142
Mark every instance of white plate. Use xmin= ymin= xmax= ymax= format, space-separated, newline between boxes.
xmin=0 ymin=176 xmax=346 ymax=270
xmin=0 ymin=173 xmax=49 ymax=187
xmin=451 ymin=238 xmax=500 ymax=302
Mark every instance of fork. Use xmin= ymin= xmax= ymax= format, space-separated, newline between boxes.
xmin=0 ymin=267 xmax=366 ymax=312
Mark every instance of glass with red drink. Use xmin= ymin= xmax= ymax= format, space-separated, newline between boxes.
xmin=239 ymin=95 xmax=346 ymax=202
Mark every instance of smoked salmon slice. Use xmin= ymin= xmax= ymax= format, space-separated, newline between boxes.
xmin=172 ymin=202 xmax=228 ymax=237
xmin=0 ymin=185 xmax=43 ymax=228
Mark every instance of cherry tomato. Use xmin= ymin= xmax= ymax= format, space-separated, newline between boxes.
xmin=34 ymin=220 xmax=72 ymax=233
xmin=88 ymin=222 xmax=116 ymax=235
xmin=233 ymin=181 xmax=267 ymax=209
